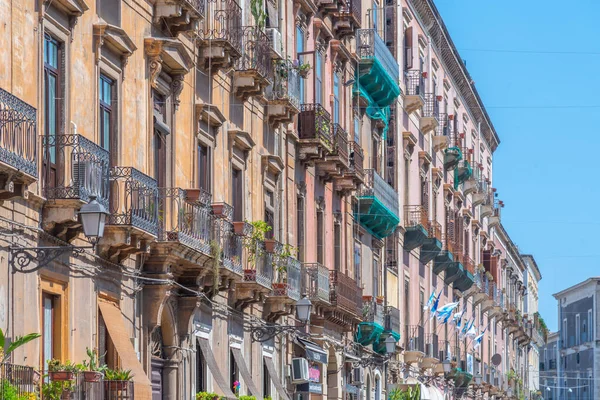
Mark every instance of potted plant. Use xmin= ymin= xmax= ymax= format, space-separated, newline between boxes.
xmin=42 ymin=380 xmax=75 ymax=400
xmin=375 ymin=296 xmax=384 ymax=305
xmin=233 ymin=221 xmax=248 ymax=235
xmin=485 ymin=271 xmax=494 ymax=281
xmin=272 ymin=244 xmax=296 ymax=293
xmin=196 ymin=392 xmax=220 ymax=400
xmin=48 ymin=360 xmax=78 ymax=381
xmin=294 ymin=61 xmax=311 ymax=79
xmin=104 ymin=368 xmax=133 ymax=391
xmin=0 ymin=328 xmax=40 ymax=364
xmin=241 ymin=221 xmax=271 ymax=277
xmin=82 ymin=347 xmax=106 ymax=382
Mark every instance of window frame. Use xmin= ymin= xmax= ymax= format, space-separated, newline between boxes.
xmin=99 ymin=74 xmax=115 ymax=155
xmin=43 ymin=34 xmax=63 ymax=187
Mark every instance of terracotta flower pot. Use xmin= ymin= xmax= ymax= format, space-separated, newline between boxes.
xmin=49 ymin=371 xmax=75 ymax=381
xmin=83 ymin=371 xmax=103 ymax=383
xmin=264 ymin=239 xmax=276 ymax=253
xmin=212 ymin=203 xmax=225 ymax=216
xmin=362 ymin=295 xmax=373 ymax=302
xmin=233 ymin=221 xmax=247 ymax=235
xmin=299 ymin=69 xmax=310 ymax=79
xmin=186 ymin=188 xmax=205 ymax=203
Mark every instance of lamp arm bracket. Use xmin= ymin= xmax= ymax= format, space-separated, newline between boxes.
xmin=9 ymin=245 xmax=94 ymax=273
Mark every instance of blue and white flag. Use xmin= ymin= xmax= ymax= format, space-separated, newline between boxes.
xmin=473 ymin=329 xmax=486 ymax=348
xmin=436 ymin=302 xmax=459 ymax=322
xmin=429 ymin=291 xmax=442 ymax=320
xmin=461 ymin=317 xmax=474 ymax=337
xmin=424 ymin=291 xmax=436 ymax=311
xmin=466 ymin=321 xmax=478 ymax=338
xmin=453 ymin=309 xmax=466 ymax=328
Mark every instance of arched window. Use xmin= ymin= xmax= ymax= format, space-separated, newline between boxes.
xmin=366 ymin=375 xmax=371 ymax=400
xmin=375 ymin=375 xmax=381 ymax=400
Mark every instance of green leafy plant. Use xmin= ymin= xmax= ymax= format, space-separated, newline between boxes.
xmin=272 ymin=243 xmax=297 ymax=277
xmin=388 ymin=385 xmax=420 ymax=400
xmin=239 ymin=396 xmax=256 ymax=400
xmin=485 ymin=271 xmax=494 ymax=281
xmin=42 ymin=380 xmax=74 ymax=400
xmin=82 ymin=348 xmax=107 ymax=372
xmin=0 ymin=328 xmax=40 ymax=363
xmin=104 ymin=368 xmax=133 ymax=381
xmin=242 ymin=221 xmax=271 ymax=268
xmin=210 ymin=240 xmax=223 ymax=293
xmin=506 ymin=369 xmax=517 ymax=383
xmin=250 ymin=0 xmax=266 ymax=29
xmin=196 ymin=392 xmax=220 ymax=400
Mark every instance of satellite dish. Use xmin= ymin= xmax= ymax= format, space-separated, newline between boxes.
xmin=491 ymin=354 xmax=502 ymax=366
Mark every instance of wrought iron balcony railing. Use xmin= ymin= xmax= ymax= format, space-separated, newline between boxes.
xmin=405 ymin=325 xmax=425 ymax=352
xmin=428 ymin=220 xmax=443 ymax=241
xmin=214 ymin=218 xmax=243 ymax=275
xmin=406 ymin=70 xmax=425 ymax=97
xmin=42 ymin=134 xmax=110 ymax=207
xmin=200 ymin=0 xmax=242 ymax=53
xmin=359 ymin=169 xmax=399 ymax=218
xmin=182 ymin=0 xmax=205 ymax=17
xmin=108 ymin=167 xmax=159 ymax=237
xmin=268 ymin=59 xmax=301 ymax=109
xmin=362 ymin=297 xmax=385 ymax=326
xmin=356 ymin=29 xmax=399 ymax=85
xmin=405 ymin=205 xmax=428 ymax=228
xmin=384 ymin=305 xmax=401 ymax=333
xmin=272 ymin=255 xmax=301 ymax=301
xmin=349 ymin=141 xmax=364 ymax=177
xmin=423 ymin=93 xmax=440 ymax=121
xmin=341 ymin=0 xmax=361 ymax=25
xmin=436 ymin=113 xmax=449 ymax=136
xmin=0 ymin=363 xmax=37 ymax=398
xmin=243 ymin=241 xmax=273 ymax=289
xmin=302 ymin=262 xmax=331 ymax=305
xmin=298 ymin=103 xmax=333 ymax=150
xmin=331 ymin=124 xmax=349 ymax=163
xmin=157 ymin=187 xmax=212 ymax=254
xmin=329 ymin=270 xmax=362 ymax=316
xmin=425 ymin=333 xmax=439 ymax=358
xmin=235 ymin=26 xmax=273 ymax=81
xmin=0 ymin=88 xmax=37 ymax=178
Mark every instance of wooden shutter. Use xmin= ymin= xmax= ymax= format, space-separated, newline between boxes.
xmin=404 ymin=27 xmax=413 ymax=69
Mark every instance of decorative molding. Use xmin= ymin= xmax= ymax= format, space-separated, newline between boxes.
xmin=171 ymin=74 xmax=185 ymax=109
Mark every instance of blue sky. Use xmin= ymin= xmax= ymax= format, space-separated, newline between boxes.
xmin=435 ymin=0 xmax=600 ymax=331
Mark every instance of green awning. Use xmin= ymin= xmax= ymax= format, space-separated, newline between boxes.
xmin=355 ymin=322 xmax=385 ymax=346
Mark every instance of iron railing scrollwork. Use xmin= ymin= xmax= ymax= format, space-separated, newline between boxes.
xmin=425 ymin=333 xmax=439 ymax=358
xmin=404 ymin=205 xmax=428 ymax=228
xmin=349 ymin=141 xmax=364 ymax=177
xmin=329 ymin=270 xmax=362 ymax=315
xmin=183 ymin=0 xmax=205 ymax=17
xmin=214 ymin=218 xmax=243 ymax=275
xmin=302 ymin=263 xmax=330 ymax=304
xmin=236 ymin=26 xmax=273 ymax=81
xmin=405 ymin=325 xmax=425 ymax=352
xmin=363 ymin=298 xmax=384 ymax=326
xmin=331 ymin=124 xmax=349 ymax=164
xmin=43 ymin=134 xmax=110 ymax=207
xmin=268 ymin=59 xmax=301 ymax=109
xmin=384 ymin=305 xmax=401 ymax=333
xmin=109 ymin=167 xmax=159 ymax=237
xmin=359 ymin=169 xmax=399 ymax=218
xmin=405 ymin=69 xmax=425 ymax=97
xmin=273 ymin=256 xmax=301 ymax=301
xmin=200 ymin=0 xmax=242 ymax=55
xmin=243 ymin=242 xmax=273 ymax=289
xmin=298 ymin=103 xmax=333 ymax=151
xmin=356 ymin=29 xmax=399 ymax=84
xmin=423 ymin=93 xmax=440 ymax=121
xmin=340 ymin=0 xmax=361 ymax=24
xmin=0 ymin=88 xmax=37 ymax=178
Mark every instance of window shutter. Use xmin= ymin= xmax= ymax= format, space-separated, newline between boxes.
xmin=404 ymin=27 xmax=413 ymax=69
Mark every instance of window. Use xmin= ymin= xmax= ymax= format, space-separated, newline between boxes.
xmin=296 ymin=27 xmax=305 ymax=104
xmin=315 ymin=51 xmax=323 ymax=104
xmin=99 ymin=74 xmax=114 ymax=154
xmin=229 ymin=350 xmax=239 ymax=391
xmin=354 ymin=116 xmax=360 ymax=144
xmin=42 ymin=293 xmax=58 ymax=372
xmin=333 ymin=73 xmax=340 ymax=124
xmin=98 ymin=311 xmax=117 ymax=369
xmin=419 ymin=290 xmax=424 ymax=323
xmin=97 ymin=0 xmax=121 ymax=26
xmin=44 ymin=35 xmax=61 ymax=187
xmin=232 ymin=168 xmax=243 ymax=221
xmin=563 ymin=318 xmax=567 ymax=348
xmin=373 ymin=256 xmax=379 ymax=297
xmin=153 ymin=92 xmax=169 ymax=187
xmin=577 ymin=352 xmax=580 ymax=365
xmin=404 ymin=26 xmax=413 ymax=69
xmin=372 ymin=138 xmax=379 ymax=173
xmin=196 ymin=342 xmax=207 ymax=392
xmin=404 ymin=279 xmax=410 ymax=326
xmin=265 ymin=190 xmax=275 ymax=239
xmin=588 ymin=309 xmax=593 ymax=341
xmin=297 ymin=196 xmax=305 ymax=261
xmin=317 ymin=209 xmax=324 ymax=264
xmin=197 ymin=143 xmax=211 ymax=193
xmin=576 ymin=314 xmax=580 ymax=345
xmin=354 ymin=240 xmax=361 ymax=285
xmin=334 ymin=222 xmax=341 ymax=271
xmin=263 ymin=360 xmax=271 ymax=398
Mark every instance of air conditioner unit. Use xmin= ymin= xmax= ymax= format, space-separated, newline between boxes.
xmin=72 ymin=152 xmax=92 ymax=189
xmin=266 ymin=28 xmax=283 ymax=59
xmin=290 ymin=358 xmax=309 ymax=384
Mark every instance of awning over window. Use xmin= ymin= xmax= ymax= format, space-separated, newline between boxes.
xmin=296 ymin=337 xmax=328 ymax=364
xmin=197 ymin=338 xmax=237 ymax=400
xmin=264 ymin=356 xmax=291 ymax=400
xmin=231 ymin=348 xmax=261 ymax=397
xmin=98 ymin=301 xmax=152 ymax=400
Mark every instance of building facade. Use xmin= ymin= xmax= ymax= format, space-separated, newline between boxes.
xmin=540 ymin=278 xmax=600 ymax=400
xmin=0 ymin=0 xmax=542 ymax=399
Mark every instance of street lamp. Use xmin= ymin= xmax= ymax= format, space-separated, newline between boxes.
xmin=250 ymin=297 xmax=313 ymax=342
xmin=442 ymin=359 xmax=452 ymax=373
xmin=10 ymin=195 xmax=110 ymax=273
xmin=475 ymin=374 xmax=482 ymax=386
xmin=384 ymin=334 xmax=397 ymax=354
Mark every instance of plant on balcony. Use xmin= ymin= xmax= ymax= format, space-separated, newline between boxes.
xmin=506 ymin=369 xmax=517 ymax=384
xmin=104 ymin=368 xmax=133 ymax=391
xmin=1 ymin=379 xmax=38 ymax=400
xmin=292 ymin=59 xmax=311 ymax=79
xmin=239 ymin=396 xmax=257 ymax=400
xmin=389 ymin=385 xmax=420 ymax=400
xmin=250 ymin=0 xmax=266 ymax=29
xmin=42 ymin=380 xmax=75 ymax=400
xmin=196 ymin=392 xmax=220 ymax=400
xmin=0 ymin=328 xmax=40 ymax=363
xmin=47 ymin=360 xmax=80 ymax=381
xmin=81 ymin=347 xmax=107 ymax=382
xmin=242 ymin=221 xmax=271 ymax=275
xmin=210 ymin=240 xmax=222 ymax=294
xmin=476 ymin=264 xmax=485 ymax=273
xmin=485 ymin=271 xmax=494 ymax=281
xmin=274 ymin=60 xmax=289 ymax=79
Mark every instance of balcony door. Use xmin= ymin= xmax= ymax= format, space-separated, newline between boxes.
xmin=43 ymin=35 xmax=61 ymax=189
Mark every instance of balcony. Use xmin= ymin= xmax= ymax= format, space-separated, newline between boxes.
xmin=443 ymin=125 xmax=462 ymax=171
xmin=42 ymin=134 xmax=110 ymax=239
xmin=332 ymin=0 xmax=361 ymax=38
xmin=356 ymin=29 xmax=400 ymax=109
xmin=355 ymin=169 xmax=400 ymax=239
xmin=420 ymin=94 xmax=440 ymax=134
xmin=154 ymin=0 xmax=205 ymax=35
xmin=302 ymin=262 xmax=331 ymax=313
xmin=316 ymin=123 xmax=350 ymax=179
xmin=297 ymin=103 xmax=333 ymax=161
xmin=422 ymin=333 xmax=440 ymax=369
xmin=0 ymin=363 xmax=37 ymax=397
xmin=453 ymin=159 xmax=473 ymax=190
xmin=334 ymin=141 xmax=364 ymax=191
xmin=328 ymin=270 xmax=362 ymax=325
xmin=237 ymin=241 xmax=273 ymax=302
xmin=198 ymin=0 xmax=242 ymax=70
xmin=433 ymin=113 xmax=450 ymax=152
xmin=453 ymin=252 xmax=476 ymax=292
xmin=421 ymin=220 xmax=443 ymax=264
xmin=0 ymin=88 xmax=37 ymax=200
xmin=265 ymin=253 xmax=302 ymax=319
xmin=214 ymin=218 xmax=243 ymax=277
xmin=266 ymin=59 xmax=301 ymax=125
xmin=356 ymin=297 xmax=385 ymax=345
xmin=404 ymin=205 xmax=429 ymax=251
xmin=488 ymin=207 xmax=501 ymax=228
xmin=433 ymin=234 xmax=454 ymax=276
xmin=404 ymin=325 xmax=425 ymax=365
xmin=233 ymin=27 xmax=273 ymax=99
xmin=99 ymin=167 xmax=159 ymax=262
xmin=404 ymin=70 xmax=425 ymax=114
xmin=373 ymin=306 xmax=401 ymax=354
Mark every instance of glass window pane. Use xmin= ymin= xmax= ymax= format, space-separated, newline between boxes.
xmin=102 ymin=109 xmax=111 ymax=152
xmin=47 ymin=74 xmax=57 ymax=163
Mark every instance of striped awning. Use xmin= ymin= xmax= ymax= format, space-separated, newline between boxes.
xmin=197 ymin=338 xmax=237 ymax=400
xmin=231 ymin=348 xmax=261 ymax=397
xmin=264 ymin=356 xmax=291 ymax=400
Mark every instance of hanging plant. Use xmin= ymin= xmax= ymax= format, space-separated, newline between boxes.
xmin=250 ymin=0 xmax=266 ymax=30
